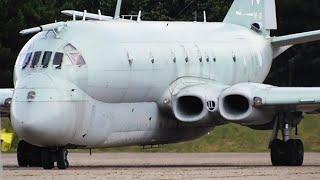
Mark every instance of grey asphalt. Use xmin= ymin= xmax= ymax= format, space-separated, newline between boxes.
xmin=2 ymin=152 xmax=320 ymax=179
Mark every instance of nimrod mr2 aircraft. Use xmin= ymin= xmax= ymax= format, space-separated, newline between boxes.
xmin=1 ymin=0 xmax=320 ymax=169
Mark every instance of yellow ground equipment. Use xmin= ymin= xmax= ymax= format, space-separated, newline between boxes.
xmin=1 ymin=128 xmax=14 ymax=152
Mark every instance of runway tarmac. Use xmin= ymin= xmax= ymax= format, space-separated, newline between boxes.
xmin=2 ymin=152 xmax=320 ymax=179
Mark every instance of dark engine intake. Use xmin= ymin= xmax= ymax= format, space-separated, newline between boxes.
xmin=173 ymin=95 xmax=206 ymax=122
xmin=219 ymin=83 xmax=274 ymax=126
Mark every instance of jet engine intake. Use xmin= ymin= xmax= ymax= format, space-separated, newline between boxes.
xmin=219 ymin=83 xmax=274 ymax=126
xmin=173 ymin=95 xmax=208 ymax=122
xmin=176 ymin=96 xmax=204 ymax=117
xmin=223 ymin=95 xmax=250 ymax=116
xmin=158 ymin=78 xmax=229 ymax=123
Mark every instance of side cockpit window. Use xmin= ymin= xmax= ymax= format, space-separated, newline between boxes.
xmin=41 ymin=51 xmax=52 ymax=68
xmin=22 ymin=53 xmax=32 ymax=69
xmin=53 ymin=52 xmax=64 ymax=69
xmin=64 ymin=43 xmax=86 ymax=66
xmin=31 ymin=51 xmax=41 ymax=68
xmin=69 ymin=53 xmax=86 ymax=66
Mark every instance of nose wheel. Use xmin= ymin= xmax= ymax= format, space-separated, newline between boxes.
xmin=41 ymin=148 xmax=69 ymax=169
xmin=17 ymin=140 xmax=42 ymax=167
xmin=57 ymin=148 xmax=69 ymax=169
xmin=17 ymin=140 xmax=69 ymax=169
xmin=269 ymin=113 xmax=304 ymax=166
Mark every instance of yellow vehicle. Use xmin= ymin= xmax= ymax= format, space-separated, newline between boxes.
xmin=1 ymin=128 xmax=14 ymax=152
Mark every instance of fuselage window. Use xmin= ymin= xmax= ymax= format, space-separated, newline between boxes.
xmin=68 ymin=53 xmax=86 ymax=66
xmin=31 ymin=51 xmax=42 ymax=68
xmin=41 ymin=51 xmax=52 ymax=68
xmin=22 ymin=52 xmax=32 ymax=69
xmin=53 ymin=52 xmax=64 ymax=69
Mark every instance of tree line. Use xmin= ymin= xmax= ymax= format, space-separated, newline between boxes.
xmin=0 ymin=0 xmax=320 ymax=87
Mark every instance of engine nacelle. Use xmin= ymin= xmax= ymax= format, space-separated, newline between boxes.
xmin=219 ymin=83 xmax=274 ymax=126
xmin=158 ymin=77 xmax=227 ymax=123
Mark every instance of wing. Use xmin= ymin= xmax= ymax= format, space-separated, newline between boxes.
xmin=272 ymin=30 xmax=320 ymax=47
xmin=219 ymin=83 xmax=320 ymax=127
xmin=251 ymin=86 xmax=320 ymax=113
xmin=0 ymin=89 xmax=14 ymax=117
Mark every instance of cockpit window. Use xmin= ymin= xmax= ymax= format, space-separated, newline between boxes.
xmin=22 ymin=53 xmax=32 ymax=69
xmin=64 ymin=43 xmax=86 ymax=67
xmin=68 ymin=53 xmax=86 ymax=66
xmin=41 ymin=51 xmax=52 ymax=68
xmin=53 ymin=52 xmax=64 ymax=69
xmin=31 ymin=51 xmax=42 ymax=68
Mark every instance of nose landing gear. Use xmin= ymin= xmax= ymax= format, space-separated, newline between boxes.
xmin=57 ymin=148 xmax=69 ymax=169
xmin=17 ymin=140 xmax=42 ymax=167
xmin=269 ymin=112 xmax=304 ymax=166
xmin=17 ymin=140 xmax=69 ymax=169
xmin=42 ymin=147 xmax=69 ymax=169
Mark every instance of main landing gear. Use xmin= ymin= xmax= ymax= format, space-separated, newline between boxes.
xmin=17 ymin=140 xmax=69 ymax=169
xmin=269 ymin=113 xmax=304 ymax=166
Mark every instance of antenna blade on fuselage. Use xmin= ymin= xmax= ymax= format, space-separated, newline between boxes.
xmin=114 ymin=0 xmax=122 ymax=19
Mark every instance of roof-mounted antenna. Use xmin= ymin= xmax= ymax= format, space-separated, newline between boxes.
xmin=83 ymin=10 xmax=87 ymax=21
xmin=114 ymin=0 xmax=122 ymax=19
xmin=98 ymin=10 xmax=102 ymax=20
xmin=137 ymin=10 xmax=142 ymax=22
xmin=203 ymin=11 xmax=207 ymax=22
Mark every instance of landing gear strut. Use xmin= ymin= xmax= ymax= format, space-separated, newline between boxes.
xmin=269 ymin=113 xmax=304 ymax=166
xmin=17 ymin=140 xmax=69 ymax=169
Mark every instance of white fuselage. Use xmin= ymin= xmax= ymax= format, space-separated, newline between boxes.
xmin=11 ymin=20 xmax=274 ymax=148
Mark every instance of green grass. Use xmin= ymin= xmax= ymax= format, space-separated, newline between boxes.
xmin=2 ymin=115 xmax=320 ymax=153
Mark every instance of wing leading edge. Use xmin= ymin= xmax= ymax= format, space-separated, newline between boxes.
xmin=272 ymin=29 xmax=320 ymax=47
xmin=221 ymin=83 xmax=320 ymax=113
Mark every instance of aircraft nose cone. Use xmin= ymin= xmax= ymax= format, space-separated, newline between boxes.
xmin=11 ymin=73 xmax=77 ymax=147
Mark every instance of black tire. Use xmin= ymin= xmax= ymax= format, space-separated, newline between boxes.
xmin=41 ymin=149 xmax=54 ymax=169
xmin=270 ymin=139 xmax=287 ymax=166
xmin=29 ymin=145 xmax=42 ymax=167
xmin=57 ymin=149 xmax=69 ymax=169
xmin=295 ymin=139 xmax=304 ymax=166
xmin=17 ymin=141 xmax=28 ymax=167
xmin=286 ymin=139 xmax=304 ymax=166
xmin=286 ymin=139 xmax=298 ymax=166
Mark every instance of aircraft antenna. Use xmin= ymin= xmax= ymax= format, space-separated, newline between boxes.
xmin=114 ymin=0 xmax=122 ymax=19
xmin=137 ymin=10 xmax=142 ymax=22
xmin=83 ymin=10 xmax=87 ymax=21
xmin=203 ymin=11 xmax=206 ymax=22
xmin=98 ymin=9 xmax=102 ymax=20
